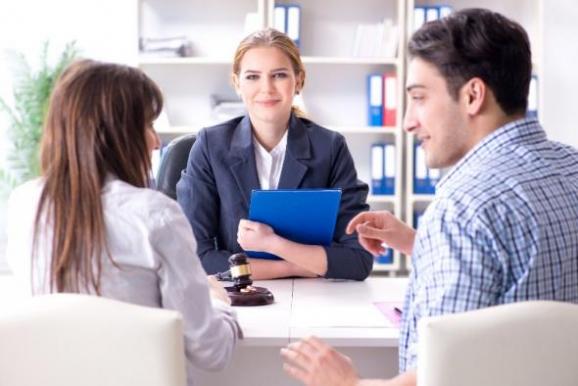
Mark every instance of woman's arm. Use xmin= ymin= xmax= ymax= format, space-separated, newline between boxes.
xmin=237 ymin=219 xmax=326 ymax=277
xmin=153 ymin=200 xmax=241 ymax=371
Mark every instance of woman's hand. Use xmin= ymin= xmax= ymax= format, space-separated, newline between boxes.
xmin=237 ymin=219 xmax=279 ymax=254
xmin=207 ymin=275 xmax=231 ymax=305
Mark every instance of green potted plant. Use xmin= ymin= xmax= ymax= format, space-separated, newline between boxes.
xmin=0 ymin=41 xmax=77 ymax=198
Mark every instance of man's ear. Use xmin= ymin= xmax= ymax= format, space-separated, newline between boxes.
xmin=461 ymin=77 xmax=486 ymax=116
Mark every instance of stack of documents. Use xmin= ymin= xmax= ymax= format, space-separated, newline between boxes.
xmin=353 ymin=19 xmax=398 ymax=58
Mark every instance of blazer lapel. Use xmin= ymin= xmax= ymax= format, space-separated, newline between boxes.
xmin=229 ymin=116 xmax=260 ymax=207
xmin=278 ymin=115 xmax=311 ymax=189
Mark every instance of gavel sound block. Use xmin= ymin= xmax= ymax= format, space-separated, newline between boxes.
xmin=225 ymin=253 xmax=274 ymax=306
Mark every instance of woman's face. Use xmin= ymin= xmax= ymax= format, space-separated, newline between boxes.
xmin=233 ymin=46 xmax=303 ymax=128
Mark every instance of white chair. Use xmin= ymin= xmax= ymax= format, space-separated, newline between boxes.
xmin=418 ymin=301 xmax=578 ymax=386
xmin=0 ymin=293 xmax=187 ymax=386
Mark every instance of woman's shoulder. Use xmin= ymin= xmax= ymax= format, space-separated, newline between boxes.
xmin=103 ymin=179 xmax=182 ymax=223
xmin=201 ymin=116 xmax=245 ymax=137
xmin=8 ymin=178 xmax=43 ymax=208
xmin=293 ymin=116 xmax=344 ymax=144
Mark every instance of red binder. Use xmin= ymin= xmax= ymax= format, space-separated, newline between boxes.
xmin=382 ymin=72 xmax=397 ymax=127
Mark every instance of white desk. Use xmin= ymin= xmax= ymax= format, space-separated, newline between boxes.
xmin=194 ymin=277 xmax=408 ymax=386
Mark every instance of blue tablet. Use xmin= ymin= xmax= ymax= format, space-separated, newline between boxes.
xmin=246 ymin=189 xmax=342 ymax=260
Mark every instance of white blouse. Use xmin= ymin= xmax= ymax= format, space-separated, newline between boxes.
xmin=7 ymin=177 xmax=240 ymax=385
xmin=253 ymin=129 xmax=288 ymax=190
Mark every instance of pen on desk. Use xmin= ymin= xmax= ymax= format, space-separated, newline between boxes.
xmin=394 ymin=307 xmax=403 ymax=315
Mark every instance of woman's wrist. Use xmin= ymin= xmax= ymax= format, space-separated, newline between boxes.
xmin=266 ymin=233 xmax=288 ymax=257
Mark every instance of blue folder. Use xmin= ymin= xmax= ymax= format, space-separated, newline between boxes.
xmin=246 ymin=189 xmax=342 ymax=260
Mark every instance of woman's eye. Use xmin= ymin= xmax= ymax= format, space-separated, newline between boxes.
xmin=245 ymin=74 xmax=258 ymax=81
xmin=273 ymin=72 xmax=288 ymax=79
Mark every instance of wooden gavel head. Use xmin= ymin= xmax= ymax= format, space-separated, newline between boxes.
xmin=228 ymin=253 xmax=253 ymax=291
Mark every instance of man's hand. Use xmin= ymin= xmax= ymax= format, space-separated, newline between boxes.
xmin=281 ymin=336 xmax=359 ymax=386
xmin=346 ymin=211 xmax=416 ymax=256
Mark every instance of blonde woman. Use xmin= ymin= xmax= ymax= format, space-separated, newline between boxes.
xmin=176 ymin=29 xmax=372 ymax=280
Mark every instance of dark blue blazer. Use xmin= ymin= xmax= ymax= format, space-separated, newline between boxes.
xmin=176 ymin=114 xmax=373 ymax=280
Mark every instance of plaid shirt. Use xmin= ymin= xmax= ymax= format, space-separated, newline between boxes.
xmin=400 ymin=118 xmax=578 ymax=371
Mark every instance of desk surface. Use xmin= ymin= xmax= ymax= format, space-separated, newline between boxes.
xmin=0 ymin=274 xmax=408 ymax=348
xmin=239 ymin=277 xmax=407 ymax=347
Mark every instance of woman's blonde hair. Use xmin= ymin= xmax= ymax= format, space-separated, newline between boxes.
xmin=232 ymin=28 xmax=306 ymax=116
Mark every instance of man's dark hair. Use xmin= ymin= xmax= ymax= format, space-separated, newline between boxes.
xmin=408 ymin=8 xmax=532 ymax=115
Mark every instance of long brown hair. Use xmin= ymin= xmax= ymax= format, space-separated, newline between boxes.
xmin=232 ymin=28 xmax=306 ymax=116
xmin=34 ymin=59 xmax=163 ymax=293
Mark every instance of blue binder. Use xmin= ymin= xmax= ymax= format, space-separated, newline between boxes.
xmin=413 ymin=210 xmax=425 ymax=229
xmin=273 ymin=5 xmax=287 ymax=34
xmin=371 ymin=143 xmax=395 ymax=195
xmin=371 ymin=144 xmax=385 ymax=194
xmin=286 ymin=4 xmax=301 ymax=48
xmin=383 ymin=143 xmax=396 ymax=194
xmin=367 ymin=74 xmax=384 ymax=126
xmin=247 ymin=189 xmax=342 ymax=260
xmin=413 ymin=141 xmax=439 ymax=194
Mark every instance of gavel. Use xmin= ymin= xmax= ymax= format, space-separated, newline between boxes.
xmin=225 ymin=253 xmax=274 ymax=306
xmin=229 ymin=253 xmax=253 ymax=291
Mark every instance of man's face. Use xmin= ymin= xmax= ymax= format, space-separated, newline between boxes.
xmin=404 ymin=58 xmax=471 ymax=169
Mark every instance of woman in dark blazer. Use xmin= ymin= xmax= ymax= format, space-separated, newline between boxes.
xmin=176 ymin=29 xmax=373 ymax=280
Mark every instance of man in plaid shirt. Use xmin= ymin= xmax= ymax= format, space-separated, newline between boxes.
xmin=282 ymin=8 xmax=578 ymax=386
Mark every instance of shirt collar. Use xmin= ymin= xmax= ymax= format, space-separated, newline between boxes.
xmin=436 ymin=117 xmax=545 ymax=192
xmin=252 ymin=128 xmax=288 ymax=158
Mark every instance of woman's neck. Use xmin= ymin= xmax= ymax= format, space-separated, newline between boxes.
xmin=251 ymin=116 xmax=290 ymax=152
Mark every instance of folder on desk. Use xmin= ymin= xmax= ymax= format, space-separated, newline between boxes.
xmin=247 ymin=189 xmax=342 ymax=260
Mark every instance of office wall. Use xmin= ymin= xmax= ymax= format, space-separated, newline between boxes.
xmin=0 ymin=0 xmax=138 ymax=164
xmin=0 ymin=0 xmax=137 ymax=270
xmin=542 ymin=0 xmax=578 ymax=147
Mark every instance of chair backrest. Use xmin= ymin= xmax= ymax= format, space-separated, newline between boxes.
xmin=156 ymin=133 xmax=196 ymax=200
xmin=418 ymin=301 xmax=578 ymax=386
xmin=0 ymin=293 xmax=187 ymax=386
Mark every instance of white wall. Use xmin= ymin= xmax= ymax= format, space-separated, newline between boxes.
xmin=0 ymin=0 xmax=138 ymax=163
xmin=542 ymin=0 xmax=578 ymax=147
xmin=0 ymin=0 xmax=138 ymax=271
